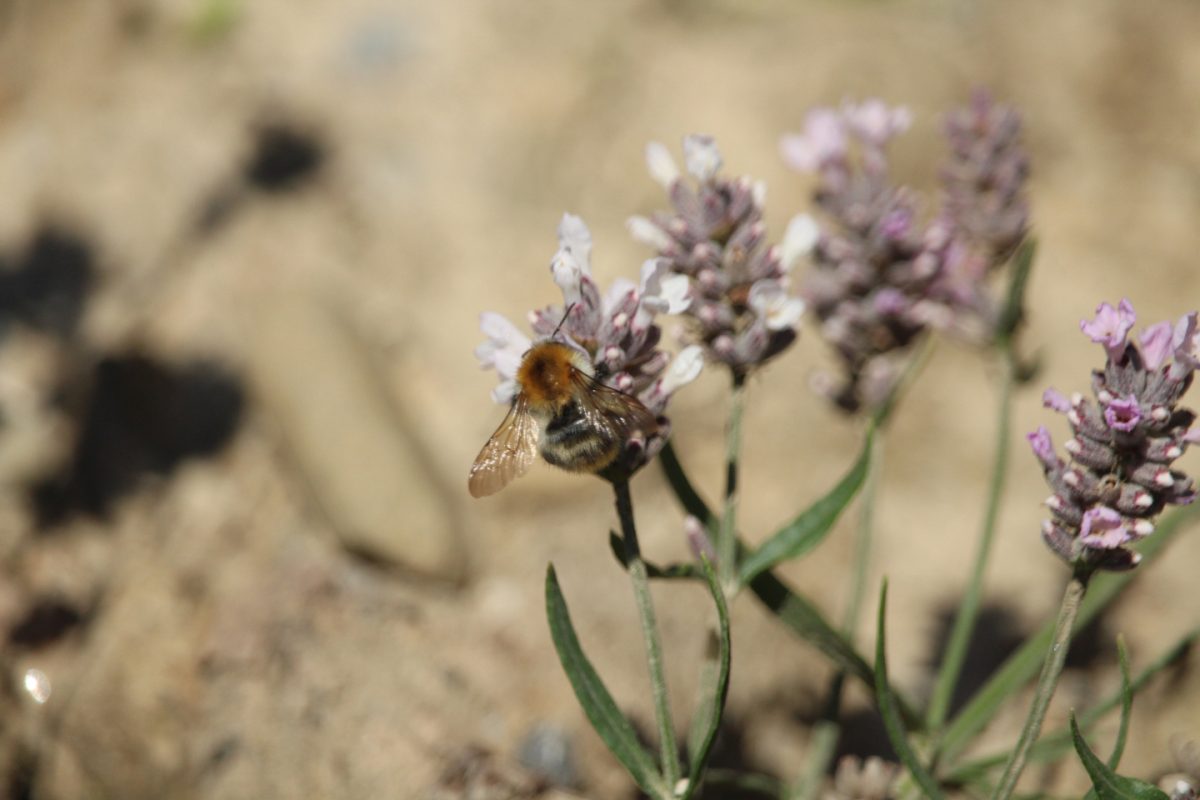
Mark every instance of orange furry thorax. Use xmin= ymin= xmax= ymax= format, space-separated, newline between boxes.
xmin=516 ymin=341 xmax=587 ymax=411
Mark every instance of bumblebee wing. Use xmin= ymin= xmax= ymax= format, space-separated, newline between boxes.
xmin=468 ymin=396 xmax=540 ymax=498
xmin=569 ymin=369 xmax=660 ymax=442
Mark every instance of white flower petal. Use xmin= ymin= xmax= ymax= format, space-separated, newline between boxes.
xmin=769 ymin=297 xmax=806 ymax=331
xmin=627 ymin=215 xmax=674 ymax=251
xmin=476 ymin=312 xmax=531 ymax=376
xmin=603 ymin=277 xmax=638 ymax=316
xmin=645 ymin=141 xmax=679 ymax=188
xmin=659 ymin=345 xmax=704 ymax=395
xmin=658 ymin=274 xmax=691 ymax=314
xmin=491 ymin=379 xmax=519 ymax=405
xmin=638 ymin=257 xmax=669 ymax=293
xmin=682 ymin=134 xmax=722 ymax=182
xmin=551 ymin=251 xmax=585 ymax=306
xmin=635 ymin=259 xmax=691 ymax=320
xmin=751 ymin=179 xmax=767 ymax=209
xmin=556 ymin=213 xmax=592 ymax=272
xmin=779 ymin=133 xmax=817 ymax=173
xmin=748 ymin=280 xmax=805 ymax=331
xmin=779 ymin=214 xmax=819 ymax=272
xmin=479 ymin=311 xmax=527 ymax=344
xmin=491 ymin=347 xmax=524 ymax=380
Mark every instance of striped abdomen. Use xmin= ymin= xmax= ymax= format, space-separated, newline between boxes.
xmin=539 ymin=400 xmax=619 ymax=473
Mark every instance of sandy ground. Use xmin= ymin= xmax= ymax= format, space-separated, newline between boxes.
xmin=0 ymin=0 xmax=1199 ymax=797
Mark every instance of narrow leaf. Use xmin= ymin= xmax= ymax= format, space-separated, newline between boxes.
xmin=701 ymin=769 xmax=785 ymax=797
xmin=1071 ymin=713 xmax=1169 ymax=800
xmin=874 ymin=580 xmax=946 ymax=800
xmin=749 ymin=558 xmax=923 ymax=728
xmin=997 ymin=238 xmax=1036 ymax=343
xmin=683 ymin=556 xmax=732 ymax=798
xmin=948 ymin=627 xmax=1198 ymax=783
xmin=738 ymin=428 xmax=873 ymax=584
xmin=659 ymin=439 xmax=921 ymax=728
xmin=1109 ymin=637 xmax=1132 ymax=770
xmin=939 ymin=503 xmax=1200 ymax=764
xmin=749 ymin=568 xmax=873 ymax=686
xmin=545 ymin=565 xmax=669 ymax=798
xmin=792 ymin=716 xmax=842 ymax=800
xmin=660 ymin=442 xmax=871 ymax=681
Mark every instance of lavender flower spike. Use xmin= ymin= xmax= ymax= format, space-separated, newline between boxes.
xmin=629 ymin=134 xmax=805 ymax=380
xmin=1030 ymin=301 xmax=1199 ymax=571
xmin=478 ymin=213 xmax=702 ymax=472
xmin=925 ymin=90 xmax=1031 ymax=342
xmin=780 ymin=98 xmax=942 ymax=412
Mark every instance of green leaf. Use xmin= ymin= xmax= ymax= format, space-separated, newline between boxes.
xmin=996 ymin=239 xmax=1036 ymax=343
xmin=1109 ymin=637 xmax=1132 ymax=770
xmin=737 ymin=428 xmax=873 ymax=584
xmin=683 ymin=556 xmax=732 ymax=798
xmin=658 ymin=439 xmax=922 ymax=729
xmin=608 ymin=531 xmax=700 ymax=580
xmin=748 ymin=567 xmax=873 ymax=683
xmin=661 ymin=439 xmax=866 ymax=681
xmin=749 ymin=565 xmax=925 ymax=728
xmin=874 ymin=580 xmax=945 ymax=800
xmin=939 ymin=503 xmax=1200 ymax=765
xmin=544 ymin=565 xmax=669 ymax=798
xmin=947 ymin=627 xmax=1198 ymax=783
xmin=1083 ymin=638 xmax=1136 ymax=800
xmin=1071 ymin=713 xmax=1169 ymax=800
xmin=701 ymin=769 xmax=784 ymax=797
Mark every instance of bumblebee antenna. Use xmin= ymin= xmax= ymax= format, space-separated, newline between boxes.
xmin=552 ymin=303 xmax=576 ymax=339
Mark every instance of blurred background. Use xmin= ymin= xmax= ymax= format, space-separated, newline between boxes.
xmin=0 ymin=0 xmax=1198 ymax=797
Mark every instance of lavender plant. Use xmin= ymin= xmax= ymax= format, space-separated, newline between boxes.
xmin=629 ymin=134 xmax=811 ymax=591
xmin=469 ymin=92 xmax=1199 ymax=800
xmin=991 ymin=301 xmax=1200 ymax=799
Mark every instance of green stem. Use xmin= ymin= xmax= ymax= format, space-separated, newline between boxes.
xmin=844 ymin=431 xmax=883 ymax=641
xmin=718 ymin=375 xmax=747 ymax=593
xmin=787 ymin=676 xmax=844 ymax=800
xmin=615 ymin=480 xmax=682 ymax=791
xmin=990 ymin=570 xmax=1090 ymax=800
xmin=786 ymin=432 xmax=884 ymax=800
xmin=704 ymin=769 xmax=786 ymax=797
xmin=927 ymin=350 xmax=1015 ymax=735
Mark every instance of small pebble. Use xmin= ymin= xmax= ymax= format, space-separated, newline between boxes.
xmin=517 ymin=723 xmax=578 ymax=788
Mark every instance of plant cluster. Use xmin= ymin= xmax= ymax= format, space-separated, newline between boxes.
xmin=471 ymin=91 xmax=1199 ymax=800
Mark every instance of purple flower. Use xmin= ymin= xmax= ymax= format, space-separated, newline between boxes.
xmin=630 ymin=135 xmax=806 ymax=379
xmin=1080 ymin=299 xmax=1136 ymax=359
xmin=780 ymin=99 xmax=941 ymax=412
xmin=1078 ymin=507 xmax=1131 ymax=549
xmin=925 ymin=90 xmax=1030 ymax=341
xmin=1042 ymin=388 xmax=1072 ymax=413
xmin=1140 ymin=321 xmax=1175 ymax=371
xmin=1031 ymin=301 xmax=1199 ymax=571
xmin=779 ymin=108 xmax=848 ymax=174
xmin=1103 ymin=395 xmax=1141 ymax=432
xmin=781 ymin=92 xmax=1035 ymax=409
xmin=477 ymin=214 xmax=702 ymax=470
xmin=1027 ymin=426 xmax=1060 ymax=470
xmin=1173 ymin=312 xmax=1199 ymax=370
xmin=684 ymin=515 xmax=717 ymax=564
xmin=843 ymin=99 xmax=912 ymax=147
